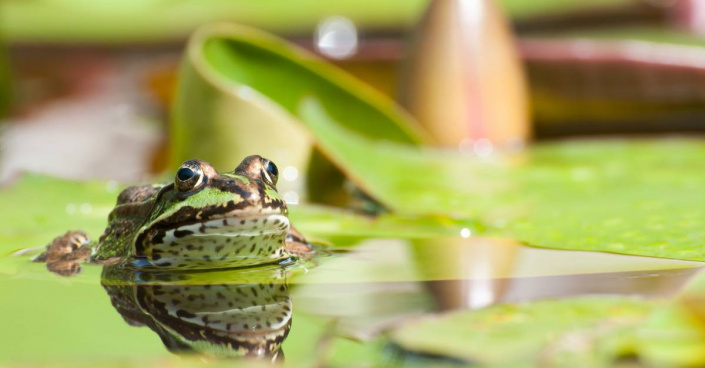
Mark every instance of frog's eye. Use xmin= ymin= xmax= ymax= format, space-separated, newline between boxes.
xmin=262 ymin=159 xmax=279 ymax=186
xmin=175 ymin=161 xmax=205 ymax=192
xmin=177 ymin=167 xmax=195 ymax=181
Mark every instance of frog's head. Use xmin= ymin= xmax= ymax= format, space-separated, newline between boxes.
xmin=134 ymin=155 xmax=291 ymax=269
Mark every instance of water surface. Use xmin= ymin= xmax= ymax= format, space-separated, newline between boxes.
xmin=1 ymin=237 xmax=701 ymax=367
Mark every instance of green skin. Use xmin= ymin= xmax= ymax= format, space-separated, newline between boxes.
xmin=37 ymin=155 xmax=310 ymax=276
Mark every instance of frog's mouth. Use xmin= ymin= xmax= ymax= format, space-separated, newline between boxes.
xmin=135 ymin=211 xmax=291 ymax=269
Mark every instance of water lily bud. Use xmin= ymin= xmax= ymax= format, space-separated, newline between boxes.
xmin=399 ymin=0 xmax=531 ymax=153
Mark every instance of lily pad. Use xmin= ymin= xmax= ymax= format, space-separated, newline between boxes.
xmin=0 ymin=175 xmax=117 ymax=254
xmin=174 ymin=25 xmax=705 ymax=261
xmin=0 ymin=175 xmax=477 ymax=256
xmin=389 ymin=296 xmax=705 ymax=367
xmin=301 ymin=99 xmax=705 ymax=261
xmin=172 ymin=23 xmax=428 ymax=166
xmin=289 ymin=205 xmax=482 ymax=242
xmin=172 ymin=23 xmax=430 ymax=203
xmin=390 ymin=296 xmax=656 ymax=366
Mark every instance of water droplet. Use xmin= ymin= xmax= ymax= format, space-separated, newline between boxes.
xmin=460 ymin=228 xmax=472 ymax=238
xmin=315 ymin=16 xmax=358 ymax=59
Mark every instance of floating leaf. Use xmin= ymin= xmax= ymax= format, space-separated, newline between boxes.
xmin=0 ymin=175 xmax=116 ymax=254
xmin=389 ymin=296 xmax=705 ymax=367
xmin=172 ymin=23 xmax=430 ymax=202
xmin=0 ymin=175 xmax=477 ymax=257
xmin=301 ymin=99 xmax=705 ymax=261
xmin=172 ymin=24 xmax=705 ymax=264
xmin=172 ymin=23 xmax=428 ymax=165
xmin=289 ymin=205 xmax=482 ymax=242
xmin=390 ymin=296 xmax=657 ymax=366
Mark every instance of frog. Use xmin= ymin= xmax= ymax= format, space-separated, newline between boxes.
xmin=35 ymin=155 xmax=312 ymax=276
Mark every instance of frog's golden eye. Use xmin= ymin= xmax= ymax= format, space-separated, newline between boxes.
xmin=175 ymin=161 xmax=205 ymax=192
xmin=261 ymin=159 xmax=279 ymax=186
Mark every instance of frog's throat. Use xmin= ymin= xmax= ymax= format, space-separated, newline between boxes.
xmin=134 ymin=213 xmax=291 ymax=269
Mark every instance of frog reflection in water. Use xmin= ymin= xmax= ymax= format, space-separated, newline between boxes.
xmin=35 ymin=155 xmax=312 ymax=276
xmin=102 ymin=266 xmax=292 ymax=361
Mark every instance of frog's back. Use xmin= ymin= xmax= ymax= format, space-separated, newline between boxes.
xmin=116 ymin=185 xmax=163 ymax=205
xmin=92 ymin=184 xmax=166 ymax=262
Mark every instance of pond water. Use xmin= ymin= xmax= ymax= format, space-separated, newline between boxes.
xmin=0 ymin=237 xmax=702 ymax=367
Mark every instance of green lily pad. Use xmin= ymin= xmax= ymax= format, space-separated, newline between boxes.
xmin=0 ymin=175 xmax=117 ymax=254
xmin=289 ymin=205 xmax=482 ymax=242
xmin=389 ymin=296 xmax=705 ymax=367
xmin=300 ymin=99 xmax=705 ymax=261
xmin=0 ymin=175 xmax=477 ymax=256
xmin=172 ymin=23 xmax=430 ymax=204
xmin=390 ymin=296 xmax=657 ymax=366
xmin=172 ymin=23 xmax=428 ymax=168
xmin=173 ymin=26 xmax=705 ymax=266
xmin=171 ymin=25 xmax=705 ymax=260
